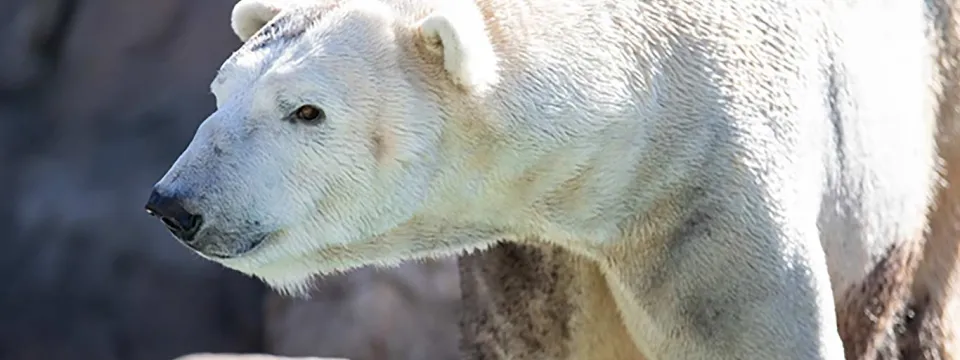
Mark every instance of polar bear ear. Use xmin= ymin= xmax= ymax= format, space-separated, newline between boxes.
xmin=415 ymin=5 xmax=499 ymax=93
xmin=231 ymin=0 xmax=287 ymax=42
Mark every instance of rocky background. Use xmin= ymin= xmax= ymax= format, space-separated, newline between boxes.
xmin=0 ymin=0 xmax=462 ymax=359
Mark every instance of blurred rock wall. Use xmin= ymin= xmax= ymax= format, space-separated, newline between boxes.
xmin=264 ymin=261 xmax=461 ymax=360
xmin=0 ymin=0 xmax=461 ymax=359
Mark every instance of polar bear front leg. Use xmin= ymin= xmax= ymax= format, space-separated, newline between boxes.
xmin=603 ymin=194 xmax=845 ymax=359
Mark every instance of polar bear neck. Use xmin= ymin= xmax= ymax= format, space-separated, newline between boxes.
xmin=408 ymin=5 xmax=718 ymax=250
xmin=415 ymin=77 xmax=713 ymax=253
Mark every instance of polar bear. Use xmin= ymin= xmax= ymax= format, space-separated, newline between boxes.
xmin=144 ymin=0 xmax=960 ymax=358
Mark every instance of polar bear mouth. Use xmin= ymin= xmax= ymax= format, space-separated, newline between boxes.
xmin=236 ymin=231 xmax=276 ymax=256
xmin=191 ymin=229 xmax=277 ymax=260
xmin=229 ymin=232 xmax=272 ymax=257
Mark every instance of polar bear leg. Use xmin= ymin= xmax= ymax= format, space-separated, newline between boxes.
xmin=900 ymin=0 xmax=960 ymax=356
xmin=605 ymin=196 xmax=844 ymax=359
xmin=836 ymin=240 xmax=923 ymax=359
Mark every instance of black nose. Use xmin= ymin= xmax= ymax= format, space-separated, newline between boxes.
xmin=144 ymin=189 xmax=203 ymax=244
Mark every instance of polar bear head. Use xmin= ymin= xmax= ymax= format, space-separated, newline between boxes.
xmin=146 ymin=0 xmax=503 ymax=293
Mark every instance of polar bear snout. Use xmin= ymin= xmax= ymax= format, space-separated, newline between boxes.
xmin=145 ymin=188 xmax=204 ymax=245
xmin=144 ymin=186 xmax=268 ymax=259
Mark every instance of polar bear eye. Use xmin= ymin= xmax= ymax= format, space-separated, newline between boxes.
xmin=293 ymin=105 xmax=325 ymax=124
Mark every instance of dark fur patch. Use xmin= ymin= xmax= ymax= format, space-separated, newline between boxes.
xmin=836 ymin=242 xmax=923 ymax=360
xmin=898 ymin=294 xmax=942 ymax=360
xmin=458 ymin=242 xmax=574 ymax=360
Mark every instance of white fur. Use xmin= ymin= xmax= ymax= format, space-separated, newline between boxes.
xmin=153 ymin=0 xmax=946 ymax=358
xmin=231 ymin=0 xmax=314 ymax=41
xmin=417 ymin=5 xmax=499 ymax=93
xmin=231 ymin=0 xmax=282 ymax=41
